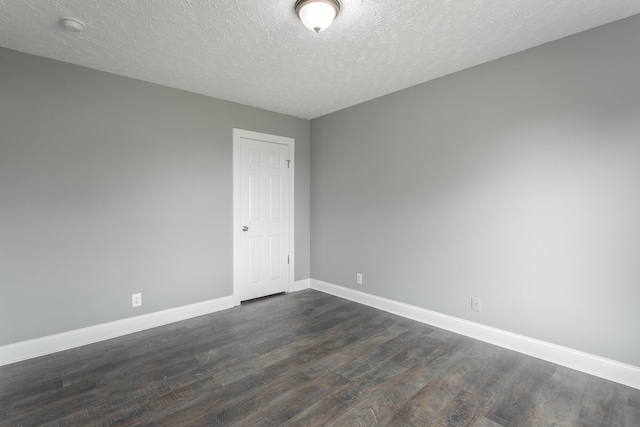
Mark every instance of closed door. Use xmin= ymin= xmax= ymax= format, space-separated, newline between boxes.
xmin=234 ymin=130 xmax=293 ymax=303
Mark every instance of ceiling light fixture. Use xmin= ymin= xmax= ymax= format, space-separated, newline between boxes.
xmin=295 ymin=0 xmax=340 ymax=33
xmin=61 ymin=18 xmax=85 ymax=32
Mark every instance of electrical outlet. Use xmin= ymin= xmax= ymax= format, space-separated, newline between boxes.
xmin=356 ymin=273 xmax=363 ymax=285
xmin=471 ymin=297 xmax=481 ymax=312
xmin=132 ymin=293 xmax=142 ymax=308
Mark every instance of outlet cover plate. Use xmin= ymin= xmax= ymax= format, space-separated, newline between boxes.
xmin=132 ymin=293 xmax=142 ymax=307
xmin=471 ymin=297 xmax=481 ymax=312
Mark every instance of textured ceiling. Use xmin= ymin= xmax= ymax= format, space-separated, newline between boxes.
xmin=1 ymin=0 xmax=639 ymax=119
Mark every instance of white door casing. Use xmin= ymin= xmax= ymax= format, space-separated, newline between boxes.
xmin=233 ymin=129 xmax=294 ymax=305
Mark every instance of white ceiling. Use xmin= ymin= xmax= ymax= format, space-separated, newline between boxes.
xmin=1 ymin=1 xmax=639 ymax=119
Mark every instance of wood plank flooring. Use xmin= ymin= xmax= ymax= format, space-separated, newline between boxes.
xmin=1 ymin=289 xmax=638 ymax=426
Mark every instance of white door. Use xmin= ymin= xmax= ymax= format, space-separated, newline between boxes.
xmin=233 ymin=129 xmax=294 ymax=304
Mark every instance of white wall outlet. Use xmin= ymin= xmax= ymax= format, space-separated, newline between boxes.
xmin=132 ymin=293 xmax=142 ymax=308
xmin=471 ymin=297 xmax=481 ymax=312
xmin=356 ymin=273 xmax=363 ymax=285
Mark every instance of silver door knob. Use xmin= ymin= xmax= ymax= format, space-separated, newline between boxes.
xmin=242 ymin=226 xmax=249 ymax=232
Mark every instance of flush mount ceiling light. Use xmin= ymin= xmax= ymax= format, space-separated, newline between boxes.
xmin=61 ymin=18 xmax=85 ymax=32
xmin=295 ymin=0 xmax=340 ymax=33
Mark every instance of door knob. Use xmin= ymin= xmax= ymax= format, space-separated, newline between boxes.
xmin=242 ymin=226 xmax=249 ymax=232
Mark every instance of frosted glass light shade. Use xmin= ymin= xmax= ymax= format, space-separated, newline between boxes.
xmin=295 ymin=0 xmax=340 ymax=33
xmin=61 ymin=18 xmax=85 ymax=32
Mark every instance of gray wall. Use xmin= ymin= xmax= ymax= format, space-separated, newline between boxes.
xmin=0 ymin=47 xmax=310 ymax=346
xmin=311 ymin=14 xmax=640 ymax=366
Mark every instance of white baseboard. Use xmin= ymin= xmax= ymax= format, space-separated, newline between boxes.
xmin=291 ymin=278 xmax=311 ymax=292
xmin=310 ymin=279 xmax=640 ymax=390
xmin=5 ymin=282 xmax=638 ymax=391
xmin=0 ymin=296 xmax=234 ymax=367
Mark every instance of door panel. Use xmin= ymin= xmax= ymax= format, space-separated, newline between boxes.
xmin=269 ymin=175 xmax=282 ymax=220
xmin=269 ymin=236 xmax=282 ymax=280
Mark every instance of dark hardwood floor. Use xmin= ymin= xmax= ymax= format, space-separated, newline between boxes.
xmin=1 ymin=289 xmax=639 ymax=426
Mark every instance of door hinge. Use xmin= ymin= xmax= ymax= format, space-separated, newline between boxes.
xmin=287 ymin=160 xmax=291 ymax=169
xmin=288 ymin=255 xmax=290 ymax=264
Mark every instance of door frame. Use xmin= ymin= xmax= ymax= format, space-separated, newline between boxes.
xmin=232 ymin=128 xmax=295 ymax=306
